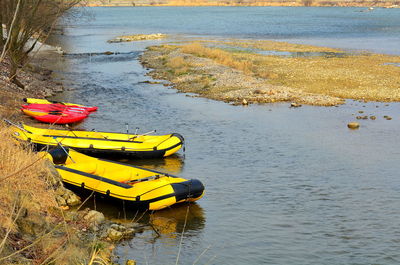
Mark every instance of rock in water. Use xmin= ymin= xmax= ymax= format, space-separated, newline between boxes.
xmin=290 ymin=102 xmax=302 ymax=108
xmin=347 ymin=122 xmax=360 ymax=129
xmin=126 ymin=260 xmax=136 ymax=265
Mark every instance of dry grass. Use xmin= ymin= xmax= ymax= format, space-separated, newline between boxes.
xmin=250 ymin=52 xmax=400 ymax=101
xmin=166 ymin=56 xmax=192 ymax=75
xmin=182 ymin=42 xmax=253 ymax=74
xmin=0 ymin=124 xmax=56 ymax=231
xmin=178 ymin=41 xmax=400 ymax=102
xmin=0 ymin=123 xmax=68 ymax=264
xmin=205 ymin=39 xmax=340 ymax=53
xmin=0 ymin=122 xmax=111 ymax=264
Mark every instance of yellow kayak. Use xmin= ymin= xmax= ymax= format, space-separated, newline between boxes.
xmin=43 ymin=148 xmax=204 ymax=211
xmin=9 ymin=123 xmax=184 ymax=158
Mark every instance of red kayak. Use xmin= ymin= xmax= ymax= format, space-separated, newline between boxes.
xmin=23 ymin=98 xmax=98 ymax=112
xmin=21 ymin=108 xmax=88 ymax=124
xmin=21 ymin=103 xmax=90 ymax=115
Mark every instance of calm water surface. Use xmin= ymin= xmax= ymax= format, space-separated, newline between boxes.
xmin=47 ymin=7 xmax=400 ymax=264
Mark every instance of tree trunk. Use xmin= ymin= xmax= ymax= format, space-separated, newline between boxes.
xmin=0 ymin=16 xmax=3 ymax=49
xmin=8 ymin=63 xmax=24 ymax=89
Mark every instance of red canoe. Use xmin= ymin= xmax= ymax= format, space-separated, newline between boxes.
xmin=21 ymin=109 xmax=88 ymax=124
xmin=23 ymin=98 xmax=98 ymax=112
xmin=21 ymin=103 xmax=90 ymax=115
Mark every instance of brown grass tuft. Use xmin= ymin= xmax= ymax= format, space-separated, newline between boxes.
xmin=181 ymin=42 xmax=254 ymax=74
xmin=0 ymin=123 xmax=57 ymax=230
xmin=0 ymin=122 xmax=110 ymax=264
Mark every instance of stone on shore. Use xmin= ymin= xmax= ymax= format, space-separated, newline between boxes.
xmin=66 ymin=191 xmax=81 ymax=206
xmin=84 ymin=210 xmax=106 ymax=230
xmin=105 ymin=223 xmax=137 ymax=242
xmin=107 ymin=227 xmax=124 ymax=241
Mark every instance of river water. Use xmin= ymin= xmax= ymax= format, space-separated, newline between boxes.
xmin=47 ymin=7 xmax=400 ymax=265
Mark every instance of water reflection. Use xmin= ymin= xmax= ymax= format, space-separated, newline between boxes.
xmin=79 ymin=190 xmax=204 ymax=232
xmin=118 ymin=154 xmax=184 ymax=175
xmin=148 ymin=203 xmax=205 ymax=238
xmin=114 ymin=203 xmax=206 ymax=264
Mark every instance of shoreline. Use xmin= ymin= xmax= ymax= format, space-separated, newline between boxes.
xmin=84 ymin=2 xmax=400 ymax=8
xmin=139 ymin=38 xmax=400 ymax=106
xmin=0 ymin=54 xmax=139 ymax=264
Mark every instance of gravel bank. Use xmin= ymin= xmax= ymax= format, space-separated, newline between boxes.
xmin=140 ymin=45 xmax=345 ymax=106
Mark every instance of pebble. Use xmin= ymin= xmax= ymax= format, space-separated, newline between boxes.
xmin=107 ymin=228 xmax=124 ymax=241
xmin=370 ymin=116 xmax=376 ymax=120
xmin=347 ymin=122 xmax=360 ymax=129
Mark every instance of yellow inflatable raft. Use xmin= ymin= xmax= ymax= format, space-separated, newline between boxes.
xmin=10 ymin=123 xmax=184 ymax=158
xmin=43 ymin=148 xmax=204 ymax=211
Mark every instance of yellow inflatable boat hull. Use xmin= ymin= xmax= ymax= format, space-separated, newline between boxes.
xmin=11 ymin=123 xmax=184 ymax=158
xmin=44 ymin=148 xmax=204 ymax=211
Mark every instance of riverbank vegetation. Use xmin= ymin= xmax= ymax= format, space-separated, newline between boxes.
xmin=140 ymin=40 xmax=400 ymax=106
xmin=0 ymin=122 xmax=116 ymax=264
xmin=86 ymin=0 xmax=399 ymax=7
xmin=0 ymin=1 xmax=123 ymax=264
xmin=0 ymin=0 xmax=81 ymax=88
